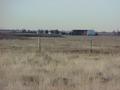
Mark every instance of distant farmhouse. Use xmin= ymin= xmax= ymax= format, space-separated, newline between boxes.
xmin=70 ymin=30 xmax=97 ymax=36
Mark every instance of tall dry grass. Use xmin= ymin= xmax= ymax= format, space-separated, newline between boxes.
xmin=0 ymin=36 xmax=120 ymax=90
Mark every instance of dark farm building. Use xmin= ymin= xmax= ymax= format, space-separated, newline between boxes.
xmin=71 ymin=30 xmax=96 ymax=36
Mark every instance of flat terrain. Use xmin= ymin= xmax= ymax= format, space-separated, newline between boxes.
xmin=0 ymin=36 xmax=120 ymax=90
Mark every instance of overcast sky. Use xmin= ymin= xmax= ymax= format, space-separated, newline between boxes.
xmin=0 ymin=0 xmax=120 ymax=31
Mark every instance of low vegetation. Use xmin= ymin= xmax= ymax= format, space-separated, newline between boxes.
xmin=0 ymin=36 xmax=120 ymax=90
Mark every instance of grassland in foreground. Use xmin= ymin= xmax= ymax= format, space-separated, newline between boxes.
xmin=0 ymin=36 xmax=120 ymax=90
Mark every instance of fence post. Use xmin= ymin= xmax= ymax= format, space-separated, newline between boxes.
xmin=90 ymin=39 xmax=93 ymax=53
xmin=89 ymin=36 xmax=93 ymax=53
xmin=37 ymin=31 xmax=41 ymax=53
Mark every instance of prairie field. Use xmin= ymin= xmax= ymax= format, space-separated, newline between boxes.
xmin=0 ymin=36 xmax=120 ymax=90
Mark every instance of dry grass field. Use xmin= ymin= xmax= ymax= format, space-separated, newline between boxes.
xmin=0 ymin=36 xmax=120 ymax=90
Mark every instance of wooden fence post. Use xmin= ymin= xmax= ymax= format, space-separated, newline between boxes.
xmin=37 ymin=31 xmax=41 ymax=53
xmin=89 ymin=36 xmax=93 ymax=53
xmin=90 ymin=39 xmax=93 ymax=53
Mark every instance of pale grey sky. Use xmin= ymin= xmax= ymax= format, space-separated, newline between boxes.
xmin=0 ymin=0 xmax=120 ymax=31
